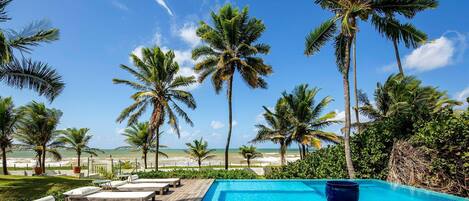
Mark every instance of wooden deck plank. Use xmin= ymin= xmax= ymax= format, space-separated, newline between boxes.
xmin=154 ymin=179 xmax=214 ymax=201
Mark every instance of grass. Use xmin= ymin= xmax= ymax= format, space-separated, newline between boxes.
xmin=0 ymin=175 xmax=92 ymax=201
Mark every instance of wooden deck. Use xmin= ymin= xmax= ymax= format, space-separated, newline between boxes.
xmin=154 ymin=179 xmax=214 ymax=201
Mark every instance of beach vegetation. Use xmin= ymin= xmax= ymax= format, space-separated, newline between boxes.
xmin=137 ymin=169 xmax=259 ymax=179
xmin=57 ymin=128 xmax=102 ymax=169
xmin=0 ymin=96 xmax=20 ymax=175
xmin=239 ymin=145 xmax=262 ymax=168
xmin=184 ymin=138 xmax=216 ymax=168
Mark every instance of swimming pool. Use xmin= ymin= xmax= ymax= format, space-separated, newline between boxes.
xmin=202 ymin=180 xmax=468 ymax=201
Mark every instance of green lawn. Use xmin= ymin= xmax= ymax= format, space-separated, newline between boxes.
xmin=0 ymin=175 xmax=92 ymax=201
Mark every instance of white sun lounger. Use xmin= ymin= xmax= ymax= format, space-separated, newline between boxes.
xmin=33 ymin=195 xmax=55 ymax=201
xmin=117 ymin=183 xmax=170 ymax=195
xmin=129 ymin=175 xmax=181 ymax=187
xmin=85 ymin=191 xmax=156 ymax=201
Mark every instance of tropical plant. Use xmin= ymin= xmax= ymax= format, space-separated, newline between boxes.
xmin=192 ymin=4 xmax=272 ymax=169
xmin=0 ymin=0 xmax=64 ymax=100
xmin=119 ymin=122 xmax=168 ymax=169
xmin=184 ymin=138 xmax=215 ymax=168
xmin=239 ymin=145 xmax=262 ymax=168
xmin=252 ymin=98 xmax=292 ymax=166
xmin=15 ymin=101 xmax=62 ymax=173
xmin=56 ymin=128 xmax=102 ymax=167
xmin=282 ymin=84 xmax=341 ymax=159
xmin=0 ymin=96 xmax=20 ymax=175
xmin=113 ymin=46 xmax=197 ymax=171
xmin=304 ymin=0 xmax=437 ymax=178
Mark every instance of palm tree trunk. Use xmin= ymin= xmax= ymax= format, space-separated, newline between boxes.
xmin=42 ymin=145 xmax=47 ymax=173
xmin=198 ymin=159 xmax=201 ymax=169
xmin=224 ymin=75 xmax=234 ymax=170
xmin=143 ymin=151 xmax=148 ymax=169
xmin=353 ymin=36 xmax=361 ymax=133
xmin=301 ymin=144 xmax=306 ymax=158
xmin=298 ymin=144 xmax=303 ymax=160
xmin=77 ymin=152 xmax=81 ymax=167
xmin=343 ymin=37 xmax=356 ymax=179
xmin=247 ymin=158 xmax=251 ymax=168
xmin=155 ymin=126 xmax=160 ymax=171
xmin=2 ymin=147 xmax=8 ymax=175
xmin=280 ymin=142 xmax=286 ymax=166
xmin=393 ymin=39 xmax=404 ymax=75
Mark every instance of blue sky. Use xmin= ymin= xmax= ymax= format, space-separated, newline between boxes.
xmin=2 ymin=0 xmax=468 ymax=149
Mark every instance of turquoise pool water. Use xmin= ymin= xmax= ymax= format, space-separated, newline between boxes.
xmin=202 ymin=180 xmax=468 ymax=201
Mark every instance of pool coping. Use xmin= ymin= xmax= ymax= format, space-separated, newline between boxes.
xmin=203 ymin=179 xmax=468 ymax=201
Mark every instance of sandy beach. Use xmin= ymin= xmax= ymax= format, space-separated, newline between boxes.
xmin=5 ymin=149 xmax=301 ymax=168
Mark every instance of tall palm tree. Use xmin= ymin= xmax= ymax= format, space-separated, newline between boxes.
xmin=0 ymin=96 xmax=20 ymax=175
xmin=57 ymin=128 xmax=102 ymax=167
xmin=119 ymin=122 xmax=168 ymax=169
xmin=304 ymin=0 xmax=437 ymax=178
xmin=113 ymin=46 xmax=196 ymax=171
xmin=15 ymin=101 xmax=62 ymax=173
xmin=239 ymin=145 xmax=262 ymax=168
xmin=282 ymin=84 xmax=341 ymax=159
xmin=184 ymin=138 xmax=215 ymax=168
xmin=0 ymin=0 xmax=64 ymax=100
xmin=252 ymin=98 xmax=292 ymax=166
xmin=192 ymin=4 xmax=272 ymax=170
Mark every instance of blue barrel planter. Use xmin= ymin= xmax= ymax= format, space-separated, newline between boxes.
xmin=326 ymin=181 xmax=359 ymax=201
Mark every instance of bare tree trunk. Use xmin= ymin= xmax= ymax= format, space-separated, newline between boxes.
xmin=393 ymin=39 xmax=404 ymax=75
xmin=2 ymin=147 xmax=8 ymax=175
xmin=224 ymin=75 xmax=234 ymax=170
xmin=353 ymin=36 xmax=361 ymax=133
xmin=343 ymin=37 xmax=356 ymax=179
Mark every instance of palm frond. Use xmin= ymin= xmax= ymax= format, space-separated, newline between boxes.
xmin=305 ymin=19 xmax=337 ymax=56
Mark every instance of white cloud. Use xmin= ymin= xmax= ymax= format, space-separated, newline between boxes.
xmin=175 ymin=66 xmax=199 ymax=90
xmin=456 ymin=86 xmax=469 ymax=102
xmin=178 ymin=23 xmax=201 ymax=47
xmin=330 ymin=109 xmax=345 ymax=121
xmin=152 ymin=32 xmax=163 ymax=46
xmin=173 ymin=49 xmax=194 ymax=66
xmin=403 ymin=32 xmax=466 ymax=72
xmin=210 ymin=121 xmax=224 ymax=129
xmin=232 ymin=120 xmax=238 ymax=127
xmin=129 ymin=45 xmax=144 ymax=63
xmin=111 ymin=0 xmax=129 ymax=11
xmin=155 ymin=0 xmax=174 ymax=16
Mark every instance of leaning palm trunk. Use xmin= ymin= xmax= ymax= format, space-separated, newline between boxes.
xmin=393 ymin=39 xmax=404 ymax=75
xmin=2 ymin=147 xmax=8 ymax=175
xmin=353 ymin=37 xmax=361 ymax=133
xmin=343 ymin=38 xmax=356 ymax=179
xmin=225 ymin=75 xmax=234 ymax=170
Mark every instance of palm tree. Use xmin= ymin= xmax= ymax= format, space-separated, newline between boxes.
xmin=0 ymin=96 xmax=20 ymax=175
xmin=184 ymin=138 xmax=215 ymax=168
xmin=304 ymin=0 xmax=436 ymax=178
xmin=252 ymin=98 xmax=292 ymax=166
xmin=15 ymin=101 xmax=62 ymax=173
xmin=239 ymin=145 xmax=262 ymax=168
xmin=119 ymin=122 xmax=168 ymax=169
xmin=0 ymin=0 xmax=64 ymax=100
xmin=282 ymin=84 xmax=341 ymax=159
xmin=192 ymin=4 xmax=272 ymax=170
xmin=113 ymin=46 xmax=196 ymax=171
xmin=57 ymin=128 xmax=102 ymax=168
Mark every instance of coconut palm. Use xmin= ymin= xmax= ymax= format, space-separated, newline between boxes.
xmin=304 ymin=0 xmax=437 ymax=178
xmin=119 ymin=122 xmax=168 ymax=169
xmin=192 ymin=4 xmax=272 ymax=170
xmin=252 ymin=98 xmax=292 ymax=166
xmin=15 ymin=101 xmax=62 ymax=173
xmin=239 ymin=145 xmax=262 ymax=168
xmin=113 ymin=46 xmax=196 ymax=171
xmin=282 ymin=84 xmax=341 ymax=159
xmin=57 ymin=128 xmax=102 ymax=167
xmin=0 ymin=96 xmax=20 ymax=175
xmin=184 ymin=138 xmax=215 ymax=168
xmin=0 ymin=1 xmax=64 ymax=100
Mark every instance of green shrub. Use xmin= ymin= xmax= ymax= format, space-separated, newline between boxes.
xmin=266 ymin=145 xmax=347 ymax=179
xmin=137 ymin=169 xmax=259 ymax=179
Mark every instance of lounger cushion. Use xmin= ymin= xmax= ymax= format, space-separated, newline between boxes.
xmin=33 ymin=195 xmax=55 ymax=201
xmin=63 ymin=186 xmax=100 ymax=197
xmin=128 ymin=175 xmax=139 ymax=182
xmin=100 ymin=180 xmax=127 ymax=188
